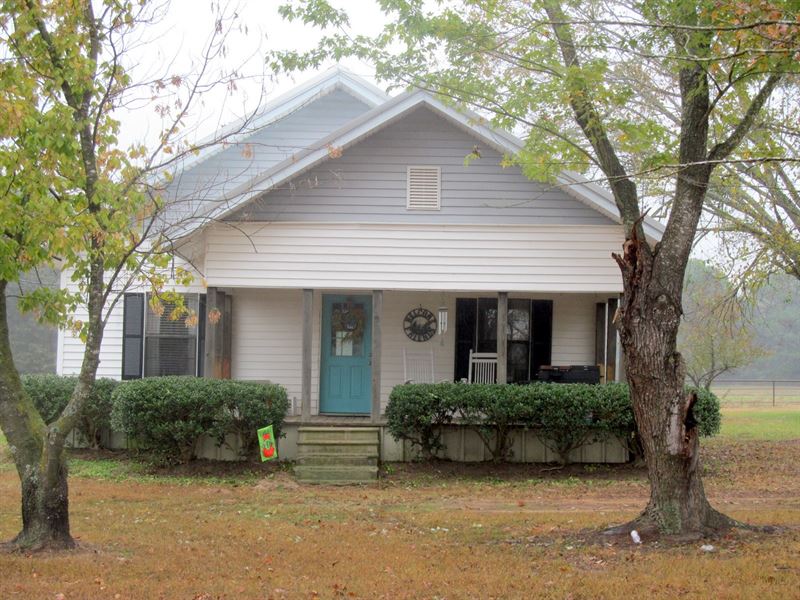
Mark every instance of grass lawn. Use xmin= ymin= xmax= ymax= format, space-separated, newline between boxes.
xmin=718 ymin=407 xmax=800 ymax=441
xmin=0 ymin=411 xmax=798 ymax=599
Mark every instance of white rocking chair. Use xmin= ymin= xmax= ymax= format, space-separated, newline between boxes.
xmin=403 ymin=348 xmax=435 ymax=384
xmin=467 ymin=350 xmax=498 ymax=384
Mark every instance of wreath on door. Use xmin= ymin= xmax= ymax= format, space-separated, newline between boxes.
xmin=331 ymin=303 xmax=366 ymax=342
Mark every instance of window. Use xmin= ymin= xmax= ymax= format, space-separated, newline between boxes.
xmin=406 ymin=166 xmax=441 ymax=210
xmin=454 ymin=297 xmax=552 ymax=383
xmin=122 ymin=293 xmax=206 ymax=379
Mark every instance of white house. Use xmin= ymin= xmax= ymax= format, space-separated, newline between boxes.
xmin=57 ymin=68 xmax=663 ymax=467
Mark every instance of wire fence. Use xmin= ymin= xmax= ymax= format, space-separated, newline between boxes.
xmin=709 ymin=380 xmax=800 ymax=407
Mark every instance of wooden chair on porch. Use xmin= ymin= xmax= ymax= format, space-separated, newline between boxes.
xmin=403 ymin=348 xmax=435 ymax=384
xmin=467 ymin=350 xmax=498 ymax=384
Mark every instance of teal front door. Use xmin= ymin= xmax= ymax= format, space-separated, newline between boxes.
xmin=320 ymin=295 xmax=372 ymax=414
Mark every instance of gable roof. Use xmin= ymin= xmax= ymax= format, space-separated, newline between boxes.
xmin=171 ymin=67 xmax=389 ymax=176
xmin=164 ymin=69 xmax=664 ymax=243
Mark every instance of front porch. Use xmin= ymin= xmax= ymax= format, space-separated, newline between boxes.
xmin=206 ymin=287 xmax=624 ymax=423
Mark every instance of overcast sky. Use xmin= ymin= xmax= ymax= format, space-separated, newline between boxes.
xmin=116 ymin=0 xmax=386 ymax=150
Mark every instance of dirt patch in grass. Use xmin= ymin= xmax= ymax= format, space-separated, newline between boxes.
xmin=381 ymin=458 xmax=645 ymax=484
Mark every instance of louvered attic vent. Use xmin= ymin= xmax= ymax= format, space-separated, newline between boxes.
xmin=407 ymin=166 xmax=441 ymax=210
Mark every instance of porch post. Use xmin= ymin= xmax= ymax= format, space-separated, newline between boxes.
xmin=204 ymin=287 xmax=220 ymax=378
xmin=301 ymin=289 xmax=313 ymax=421
xmin=606 ymin=297 xmax=618 ymax=382
xmin=371 ymin=290 xmax=383 ymax=422
xmin=221 ymin=293 xmax=232 ymax=379
xmin=497 ymin=292 xmax=508 ymax=384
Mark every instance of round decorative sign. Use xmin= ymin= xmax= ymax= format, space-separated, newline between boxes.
xmin=403 ymin=307 xmax=437 ymax=342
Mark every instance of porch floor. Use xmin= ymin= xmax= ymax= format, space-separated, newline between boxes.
xmin=285 ymin=415 xmax=388 ymax=427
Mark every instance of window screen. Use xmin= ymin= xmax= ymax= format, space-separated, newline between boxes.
xmin=143 ymin=294 xmax=200 ymax=377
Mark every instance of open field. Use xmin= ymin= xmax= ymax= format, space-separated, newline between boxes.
xmin=711 ymin=381 xmax=800 ymax=407
xmin=1 ymin=409 xmax=798 ymax=599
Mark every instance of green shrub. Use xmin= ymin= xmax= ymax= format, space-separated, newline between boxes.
xmin=456 ymin=384 xmax=535 ymax=462
xmin=22 ymin=374 xmax=74 ymax=424
xmin=529 ymin=382 xmax=633 ymax=465
xmin=22 ymin=374 xmax=119 ymax=448
xmin=386 ymin=383 xmax=456 ymax=459
xmin=690 ymin=386 xmax=721 ymax=437
xmin=111 ymin=377 xmax=224 ymax=464
xmin=385 ymin=381 xmax=721 ymax=464
xmin=78 ymin=378 xmax=120 ymax=449
xmin=111 ymin=377 xmax=289 ymax=464
xmin=209 ymin=381 xmax=289 ymax=458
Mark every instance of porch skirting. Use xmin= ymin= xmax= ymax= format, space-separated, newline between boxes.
xmin=279 ymin=421 xmax=629 ymax=464
xmin=67 ymin=423 xmax=629 ymax=464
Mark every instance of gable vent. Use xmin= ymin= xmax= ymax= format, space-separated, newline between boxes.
xmin=407 ymin=166 xmax=441 ymax=210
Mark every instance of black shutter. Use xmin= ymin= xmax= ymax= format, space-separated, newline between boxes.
xmin=454 ymin=298 xmax=477 ymax=381
xmin=122 ymin=293 xmax=145 ymax=379
xmin=595 ymin=302 xmax=607 ymax=367
xmin=531 ymin=300 xmax=553 ymax=375
xmin=197 ymin=293 xmax=206 ymax=377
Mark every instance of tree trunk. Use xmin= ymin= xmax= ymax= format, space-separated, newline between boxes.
xmin=0 ymin=281 xmax=75 ymax=550
xmin=612 ymin=234 xmax=734 ymax=536
xmin=12 ymin=441 xmax=74 ymax=551
xmin=1 ymin=253 xmax=106 ymax=551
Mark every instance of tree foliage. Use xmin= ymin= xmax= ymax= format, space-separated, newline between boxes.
xmin=678 ymin=260 xmax=766 ymax=389
xmin=705 ymin=87 xmax=800 ymax=289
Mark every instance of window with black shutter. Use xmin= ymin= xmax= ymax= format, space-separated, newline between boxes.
xmin=454 ymin=297 xmax=552 ymax=383
xmin=121 ymin=293 xmax=205 ymax=379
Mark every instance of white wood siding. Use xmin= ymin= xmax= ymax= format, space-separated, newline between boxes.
xmin=205 ymin=222 xmax=624 ymax=293
xmin=550 ymin=294 xmax=598 ymax=365
xmin=58 ymin=269 xmax=124 ymax=379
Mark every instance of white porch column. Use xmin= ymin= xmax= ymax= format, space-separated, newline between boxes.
xmin=371 ymin=290 xmax=383 ymax=422
xmin=497 ymin=292 xmax=508 ymax=384
xmin=301 ymin=289 xmax=313 ymax=421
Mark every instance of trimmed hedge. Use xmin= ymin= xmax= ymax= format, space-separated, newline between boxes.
xmin=111 ymin=376 xmax=289 ymax=464
xmin=22 ymin=374 xmax=74 ymax=424
xmin=208 ymin=380 xmax=290 ymax=458
xmin=387 ymin=382 xmax=720 ymax=463
xmin=22 ymin=374 xmax=119 ymax=449
xmin=385 ymin=383 xmax=454 ymax=459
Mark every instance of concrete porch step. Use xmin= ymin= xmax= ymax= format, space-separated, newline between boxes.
xmin=294 ymin=464 xmax=379 ymax=484
xmin=298 ymin=427 xmax=381 ymax=444
xmin=296 ymin=454 xmax=379 ymax=467
xmin=295 ymin=426 xmax=380 ymax=484
xmin=297 ymin=441 xmax=379 ymax=454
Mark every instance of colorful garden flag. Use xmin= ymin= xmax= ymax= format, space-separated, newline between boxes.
xmin=258 ymin=425 xmax=277 ymax=461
